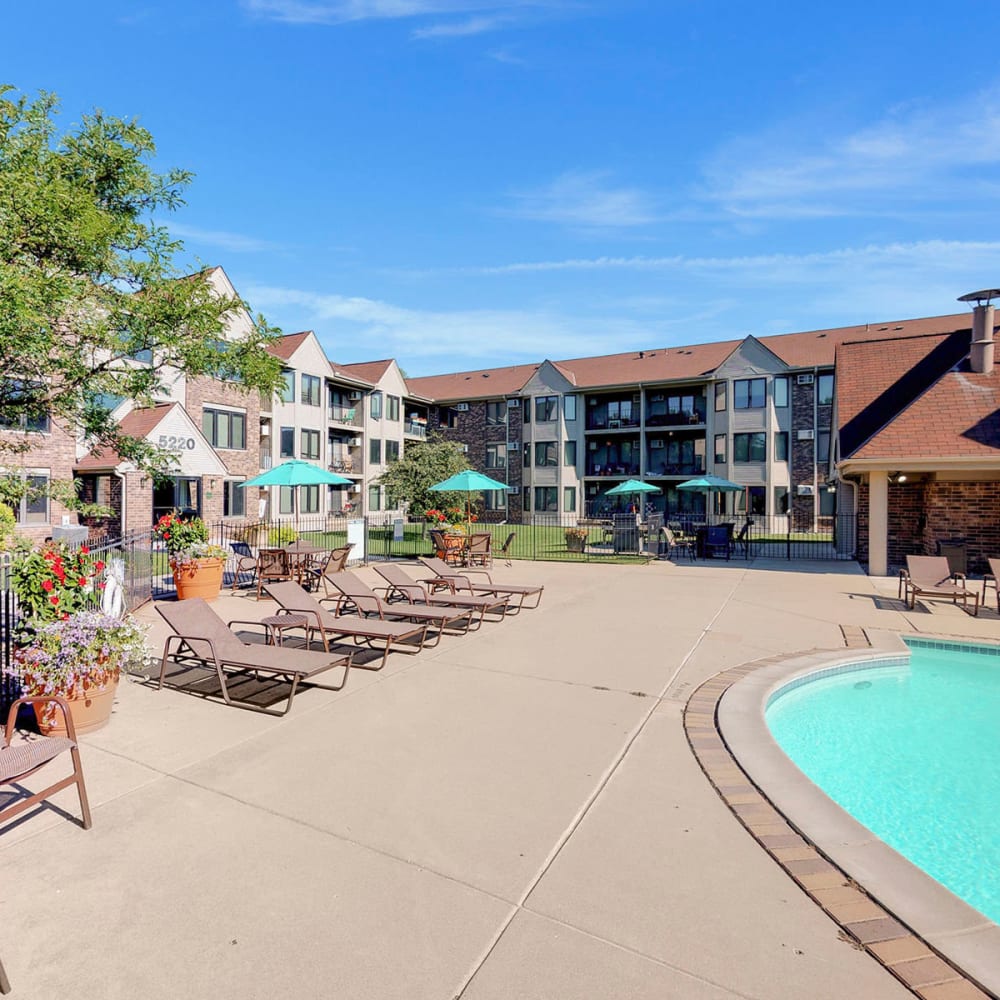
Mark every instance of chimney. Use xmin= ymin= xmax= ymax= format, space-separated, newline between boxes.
xmin=958 ymin=289 xmax=1000 ymax=375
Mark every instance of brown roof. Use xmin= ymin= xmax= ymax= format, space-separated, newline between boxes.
xmin=338 ymin=359 xmax=394 ymax=384
xmin=75 ymin=404 xmax=177 ymax=470
xmin=555 ymin=342 xmax=739 ymax=388
xmin=266 ymin=331 xmax=312 ymax=361
xmin=405 ymin=364 xmax=540 ymax=401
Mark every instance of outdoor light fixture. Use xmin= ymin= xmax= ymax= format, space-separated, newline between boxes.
xmin=890 ymin=472 xmax=907 ymax=484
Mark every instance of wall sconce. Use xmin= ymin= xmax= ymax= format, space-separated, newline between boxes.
xmin=889 ymin=472 xmax=907 ymax=484
xmin=209 ymin=477 xmax=218 ymax=488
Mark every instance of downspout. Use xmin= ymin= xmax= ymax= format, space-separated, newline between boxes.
xmin=113 ymin=469 xmax=127 ymax=537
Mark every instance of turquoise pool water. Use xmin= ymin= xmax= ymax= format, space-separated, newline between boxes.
xmin=766 ymin=641 xmax=1000 ymax=925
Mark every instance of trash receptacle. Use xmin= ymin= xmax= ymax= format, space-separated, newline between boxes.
xmin=937 ymin=539 xmax=968 ymax=576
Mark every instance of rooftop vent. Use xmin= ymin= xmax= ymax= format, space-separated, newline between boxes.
xmin=959 ymin=289 xmax=1000 ymax=375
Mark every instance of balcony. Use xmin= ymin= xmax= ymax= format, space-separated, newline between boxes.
xmin=404 ymin=420 xmax=427 ymax=439
xmin=586 ymin=415 xmax=641 ymax=432
xmin=329 ymin=405 xmax=363 ymax=428
xmin=647 ymin=461 xmax=706 ymax=477
xmin=644 ymin=408 xmax=706 ymax=428
xmin=586 ymin=463 xmax=640 ymax=477
xmin=259 ymin=448 xmax=272 ymax=470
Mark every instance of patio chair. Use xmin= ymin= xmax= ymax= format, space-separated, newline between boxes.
xmin=229 ymin=540 xmax=258 ymax=593
xmin=417 ymin=556 xmax=544 ymax=613
xmin=306 ymin=543 xmax=355 ymax=597
xmin=982 ymin=557 xmax=1000 ymax=612
xmin=155 ymin=598 xmax=352 ymax=714
xmin=429 ymin=528 xmax=466 ymax=566
xmin=318 ymin=571 xmax=473 ymax=644
xmin=466 ymin=532 xmax=493 ymax=568
xmin=262 ymin=581 xmax=429 ymax=669
xmin=703 ymin=525 xmax=731 ymax=560
xmin=899 ymin=555 xmax=979 ymax=616
xmin=372 ymin=563 xmax=508 ymax=627
xmin=255 ymin=548 xmax=293 ymax=600
xmin=663 ymin=527 xmax=695 ymax=561
xmin=1 ymin=696 xmax=92 ymax=831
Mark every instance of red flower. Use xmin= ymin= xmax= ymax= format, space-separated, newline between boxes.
xmin=80 ymin=545 xmax=90 ymax=554
xmin=41 ymin=579 xmax=54 ymax=592
xmin=78 ymin=577 xmax=87 ymax=586
xmin=97 ymin=582 xmax=106 ymax=590
xmin=49 ymin=595 xmax=59 ymax=606
xmin=163 ymin=531 xmax=170 ymax=539
xmin=95 ymin=560 xmax=105 ymax=572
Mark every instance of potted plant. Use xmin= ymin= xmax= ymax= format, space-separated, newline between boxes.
xmin=10 ymin=540 xmax=107 ymax=629
xmin=565 ymin=527 xmax=589 ymax=553
xmin=14 ymin=609 xmax=147 ymax=735
xmin=154 ymin=512 xmax=227 ymax=600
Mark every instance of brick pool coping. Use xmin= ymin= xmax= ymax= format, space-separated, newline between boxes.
xmin=683 ymin=640 xmax=999 ymax=1000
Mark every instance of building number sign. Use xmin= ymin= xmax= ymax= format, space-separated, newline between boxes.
xmin=158 ymin=435 xmax=196 ymax=451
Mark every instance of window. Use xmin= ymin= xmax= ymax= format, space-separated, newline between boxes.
xmin=737 ymin=486 xmax=766 ymax=515
xmin=534 ymin=442 xmax=558 ymax=467
xmin=299 ymin=374 xmax=320 ymax=407
xmin=279 ymin=486 xmax=294 ymax=515
xmin=386 ymin=395 xmax=400 ymax=420
xmin=484 ymin=489 xmax=507 ymax=511
xmin=534 ymin=486 xmax=558 ymax=512
xmin=819 ymin=484 xmax=836 ymax=516
xmin=535 ymin=396 xmax=558 ymax=422
xmin=774 ymin=377 xmax=789 ymax=408
xmin=734 ymin=378 xmax=766 ymax=409
xmin=523 ymin=443 xmax=530 ymax=468
xmin=563 ymin=486 xmax=577 ymax=513
xmin=370 ymin=438 xmax=382 ymax=465
xmin=279 ymin=426 xmax=295 ymax=458
xmin=715 ymin=382 xmax=727 ymax=412
xmin=775 ymin=432 xmax=788 ymax=462
xmin=300 ymin=485 xmax=319 ymax=513
xmin=385 ymin=440 xmax=400 ymax=462
xmin=439 ymin=407 xmax=457 ymax=429
xmin=774 ymin=486 xmax=789 ymax=515
xmin=522 ymin=490 xmax=530 ymax=511
xmin=279 ymin=371 xmax=294 ymax=403
xmin=368 ymin=484 xmax=381 ymax=512
xmin=370 ymin=392 xmax=383 ymax=420
xmin=817 ymin=374 xmax=835 ymax=406
xmin=523 ymin=400 xmax=530 ymax=423
xmin=202 ymin=408 xmax=246 ymax=450
xmin=733 ymin=432 xmax=766 ymax=462
xmin=564 ymin=440 xmax=577 ymax=466
xmin=486 ymin=401 xmax=506 ymax=426
xmin=300 ymin=428 xmax=320 ymax=460
xmin=0 ymin=380 xmax=50 ymax=433
xmin=714 ymin=434 xmax=727 ymax=464
xmin=485 ymin=443 xmax=506 ymax=469
xmin=563 ymin=395 xmax=577 ymax=421
xmin=223 ymin=480 xmax=245 ymax=517
xmin=13 ymin=474 xmax=48 ymax=524
xmin=817 ymin=430 xmax=831 ymax=464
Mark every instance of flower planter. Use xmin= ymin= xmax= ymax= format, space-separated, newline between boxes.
xmin=33 ymin=679 xmax=118 ymax=736
xmin=173 ymin=557 xmax=224 ymax=601
xmin=565 ymin=533 xmax=588 ymax=553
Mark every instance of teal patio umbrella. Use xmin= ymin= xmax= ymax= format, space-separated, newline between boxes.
xmin=676 ymin=474 xmax=745 ymax=519
xmin=428 ymin=469 xmax=510 ymax=534
xmin=241 ymin=460 xmax=352 ymax=528
xmin=604 ymin=478 xmax=662 ymax=513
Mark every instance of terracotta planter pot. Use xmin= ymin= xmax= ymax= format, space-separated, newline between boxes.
xmin=36 ymin=679 xmax=118 ymax=737
xmin=566 ymin=535 xmax=587 ymax=553
xmin=173 ymin=557 xmax=225 ymax=601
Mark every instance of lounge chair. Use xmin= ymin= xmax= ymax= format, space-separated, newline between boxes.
xmin=229 ymin=540 xmax=258 ymax=593
xmin=318 ymin=571 xmax=473 ymax=643
xmin=982 ymin=557 xmax=1000 ymax=612
xmin=372 ymin=563 xmax=508 ymax=627
xmin=899 ymin=555 xmax=979 ymax=616
xmin=262 ymin=581 xmax=429 ymax=668
xmin=417 ymin=556 xmax=544 ymax=613
xmin=156 ymin=598 xmax=352 ymax=714
xmin=1 ymin=696 xmax=92 ymax=830
xmin=306 ymin=543 xmax=354 ymax=597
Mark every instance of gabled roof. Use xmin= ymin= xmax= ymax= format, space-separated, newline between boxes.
xmin=837 ymin=327 xmax=1000 ymax=462
xmin=338 ymin=359 xmax=393 ymax=384
xmin=75 ymin=403 xmax=177 ymax=470
xmin=266 ymin=331 xmax=312 ymax=361
xmin=405 ymin=364 xmax=539 ymax=401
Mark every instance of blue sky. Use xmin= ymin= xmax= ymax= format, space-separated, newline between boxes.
xmin=7 ymin=1 xmax=1000 ymax=375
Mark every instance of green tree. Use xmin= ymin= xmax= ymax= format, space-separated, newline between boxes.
xmin=377 ymin=437 xmax=469 ymax=517
xmin=0 ymin=86 xmax=284 ymax=474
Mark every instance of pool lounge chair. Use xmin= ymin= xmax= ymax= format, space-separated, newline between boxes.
xmin=318 ymin=571 xmax=474 ymax=643
xmin=417 ymin=556 xmax=544 ymax=613
xmin=306 ymin=543 xmax=355 ymax=597
xmin=899 ymin=555 xmax=979 ymax=616
xmin=156 ymin=598 xmax=352 ymax=714
xmin=982 ymin=557 xmax=1000 ymax=612
xmin=372 ymin=563 xmax=509 ymax=627
xmin=262 ymin=581 xmax=430 ymax=667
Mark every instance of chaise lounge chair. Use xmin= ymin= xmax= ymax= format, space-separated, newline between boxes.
xmin=156 ymin=598 xmax=352 ymax=714
xmin=899 ymin=555 xmax=979 ymax=616
xmin=982 ymin=557 xmax=1000 ymax=613
xmin=372 ymin=563 xmax=509 ymax=627
xmin=317 ymin=570 xmax=474 ymax=644
xmin=417 ymin=556 xmax=544 ymax=613
xmin=262 ymin=580 xmax=430 ymax=668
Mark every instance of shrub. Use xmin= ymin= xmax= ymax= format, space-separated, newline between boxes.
xmin=267 ymin=524 xmax=299 ymax=547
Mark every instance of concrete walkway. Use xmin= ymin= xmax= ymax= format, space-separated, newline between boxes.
xmin=1 ymin=558 xmax=992 ymax=999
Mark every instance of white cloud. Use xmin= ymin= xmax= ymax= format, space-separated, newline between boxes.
xmin=504 ymin=170 xmax=659 ymax=229
xmin=169 ymin=222 xmax=279 ymax=253
xmin=412 ymin=15 xmax=507 ymax=37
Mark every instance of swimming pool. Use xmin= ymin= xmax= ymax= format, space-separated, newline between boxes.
xmin=766 ymin=638 xmax=1000 ymax=925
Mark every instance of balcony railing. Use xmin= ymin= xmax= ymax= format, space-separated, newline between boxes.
xmin=330 ymin=405 xmax=363 ymax=427
xmin=404 ymin=421 xmax=427 ymax=438
xmin=586 ymin=464 xmax=640 ymax=477
xmin=586 ymin=417 xmax=641 ymax=431
xmin=259 ymin=449 xmax=272 ymax=470
xmin=645 ymin=408 xmax=706 ymax=427
xmin=646 ymin=461 xmax=706 ymax=477
xmin=329 ymin=456 xmax=362 ymax=475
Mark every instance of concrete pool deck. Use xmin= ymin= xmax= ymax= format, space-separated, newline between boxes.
xmin=1 ymin=557 xmax=996 ymax=999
